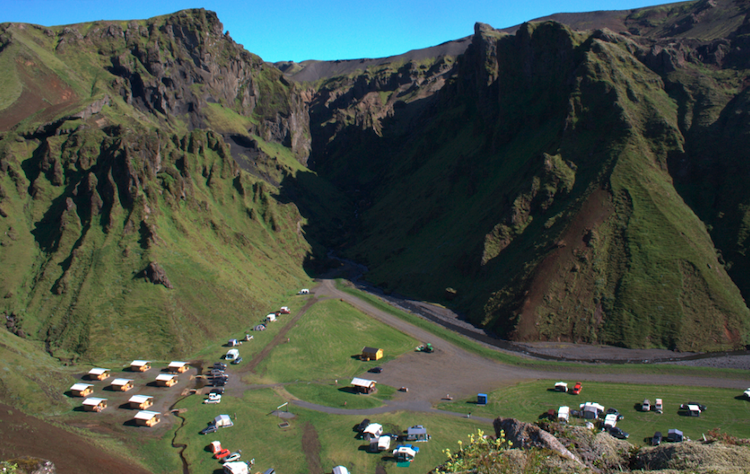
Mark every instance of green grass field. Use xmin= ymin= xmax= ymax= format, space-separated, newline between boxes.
xmin=246 ymin=298 xmax=417 ymax=384
xmin=437 ymin=380 xmax=750 ymax=443
xmin=286 ymin=382 xmax=396 ymax=410
xmin=172 ymin=388 xmax=487 ymax=474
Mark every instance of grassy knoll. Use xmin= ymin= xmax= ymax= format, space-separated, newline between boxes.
xmin=173 ymin=387 xmax=486 ymax=474
xmin=246 ymin=298 xmax=417 ymax=384
xmin=285 ymin=382 xmax=396 ymax=410
xmin=437 ymin=380 xmax=750 ymax=443
xmin=336 ymin=280 xmax=749 ymax=379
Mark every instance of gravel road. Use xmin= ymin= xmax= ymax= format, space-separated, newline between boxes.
xmin=307 ymin=279 xmax=749 ymax=413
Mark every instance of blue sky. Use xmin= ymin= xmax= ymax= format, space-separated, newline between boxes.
xmin=2 ymin=0 xmax=667 ymax=62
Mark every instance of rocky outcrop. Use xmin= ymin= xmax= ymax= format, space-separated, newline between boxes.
xmin=493 ymin=417 xmax=583 ymax=465
xmin=3 ymin=457 xmax=56 ymax=474
xmin=143 ymin=262 xmax=173 ymax=289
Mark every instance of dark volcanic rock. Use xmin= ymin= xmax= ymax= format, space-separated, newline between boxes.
xmin=143 ymin=261 xmax=174 ymax=289
xmin=493 ymin=417 xmax=583 ymax=465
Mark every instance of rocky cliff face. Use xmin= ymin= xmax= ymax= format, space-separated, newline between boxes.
xmin=299 ymin=2 xmax=750 ymax=350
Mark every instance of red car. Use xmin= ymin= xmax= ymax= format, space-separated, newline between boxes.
xmin=214 ymin=448 xmax=231 ymax=460
xmin=571 ymin=382 xmax=582 ymax=395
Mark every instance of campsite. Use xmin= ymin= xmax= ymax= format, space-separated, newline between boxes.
xmin=42 ymin=280 xmax=750 ymax=473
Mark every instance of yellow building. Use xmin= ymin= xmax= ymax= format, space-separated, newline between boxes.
xmin=130 ymin=360 xmax=151 ymax=372
xmin=111 ymin=378 xmax=135 ymax=392
xmin=134 ymin=410 xmax=161 ymax=427
xmin=167 ymin=361 xmax=189 ymax=373
xmin=128 ymin=395 xmax=154 ymax=409
xmin=87 ymin=368 xmax=111 ymax=380
xmin=82 ymin=398 xmax=107 ymax=412
xmin=70 ymin=383 xmax=94 ymax=397
xmin=155 ymin=374 xmax=177 ymax=387
xmin=361 ymin=347 xmax=383 ymax=361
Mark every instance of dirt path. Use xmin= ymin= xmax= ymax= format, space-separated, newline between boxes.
xmin=0 ymin=403 xmax=152 ymax=474
xmin=301 ymin=422 xmax=323 ymax=474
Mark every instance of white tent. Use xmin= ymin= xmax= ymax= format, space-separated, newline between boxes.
xmin=214 ymin=414 xmax=234 ymax=428
xmin=604 ymin=413 xmax=618 ymax=428
xmin=362 ymin=423 xmax=383 ymax=439
xmin=223 ymin=462 xmax=249 ymax=474
xmin=266 ymin=313 xmax=277 ymax=322
xmin=557 ymin=406 xmax=570 ymax=422
xmin=393 ymin=446 xmax=417 ymax=461
xmin=332 ymin=467 xmax=349 ymax=474
xmin=377 ymin=436 xmax=391 ymax=451
xmin=554 ymin=382 xmax=568 ymax=392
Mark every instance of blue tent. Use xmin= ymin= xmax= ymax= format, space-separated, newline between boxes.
xmin=477 ymin=393 xmax=488 ymax=405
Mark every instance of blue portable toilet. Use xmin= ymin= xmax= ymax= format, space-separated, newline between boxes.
xmin=477 ymin=393 xmax=487 ymax=405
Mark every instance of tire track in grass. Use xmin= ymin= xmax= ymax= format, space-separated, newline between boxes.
xmin=301 ymin=422 xmax=323 ymax=474
xmin=243 ymin=297 xmax=319 ymax=374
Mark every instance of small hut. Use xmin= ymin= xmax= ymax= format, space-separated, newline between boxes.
xmin=351 ymin=377 xmax=377 ymax=394
xmin=130 ymin=360 xmax=151 ymax=372
xmin=168 ymin=361 xmax=189 ymax=373
xmin=155 ymin=374 xmax=177 ymax=387
xmin=82 ymin=397 xmax=107 ymax=412
xmin=134 ymin=410 xmax=161 ymax=427
xmin=111 ymin=378 xmax=134 ymax=392
xmin=361 ymin=347 xmax=383 ymax=361
xmin=128 ymin=395 xmax=154 ymax=409
xmin=70 ymin=383 xmax=94 ymax=397
xmin=87 ymin=368 xmax=111 ymax=381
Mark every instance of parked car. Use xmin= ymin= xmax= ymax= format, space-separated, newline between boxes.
xmin=222 ymin=452 xmax=241 ymax=463
xmin=201 ymin=424 xmax=218 ymax=435
xmin=682 ymin=402 xmax=707 ymax=412
xmin=369 ymin=367 xmax=383 ymax=374
xmin=214 ymin=448 xmax=230 ymax=459
xmin=231 ymin=356 xmax=243 ymax=365
xmin=209 ymin=369 xmax=225 ymax=376
xmin=355 ymin=418 xmax=371 ymax=432
xmin=204 ymin=393 xmax=222 ymax=404
xmin=652 ymin=431 xmax=663 ymax=446
xmin=211 ymin=379 xmax=226 ymax=387
xmin=605 ymin=408 xmax=624 ymax=421
xmin=609 ymin=427 xmax=629 ymax=439
xmin=571 ymin=382 xmax=582 ymax=395
xmin=210 ymin=387 xmax=225 ymax=395
xmin=213 ymin=362 xmax=227 ymax=370
xmin=641 ymin=399 xmax=651 ymax=412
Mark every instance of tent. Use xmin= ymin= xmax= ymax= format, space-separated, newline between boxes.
xmin=377 ymin=436 xmax=391 ymax=451
xmin=557 ymin=406 xmax=570 ymax=423
xmin=332 ymin=467 xmax=349 ymax=474
xmin=362 ymin=423 xmax=383 ymax=440
xmin=223 ymin=462 xmax=249 ymax=474
xmin=228 ymin=339 xmax=239 ymax=346
xmin=253 ymin=325 xmax=266 ymax=331
xmin=668 ymin=429 xmax=684 ymax=442
xmin=266 ymin=313 xmax=277 ymax=322
xmin=393 ymin=446 xmax=418 ymax=461
xmin=554 ymin=382 xmax=568 ymax=392
xmin=477 ymin=393 xmax=488 ymax=405
xmin=214 ymin=414 xmax=234 ymax=428
xmin=604 ymin=413 xmax=618 ymax=428
xmin=406 ymin=425 xmax=429 ymax=442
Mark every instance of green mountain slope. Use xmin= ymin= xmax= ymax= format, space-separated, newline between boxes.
xmin=304 ymin=4 xmax=750 ymax=350
xmin=0 ymin=9 xmax=339 ymax=365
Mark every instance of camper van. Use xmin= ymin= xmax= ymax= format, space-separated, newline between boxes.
xmin=225 ymin=349 xmax=239 ymax=361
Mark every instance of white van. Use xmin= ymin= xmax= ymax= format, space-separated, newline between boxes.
xmin=225 ymin=349 xmax=239 ymax=361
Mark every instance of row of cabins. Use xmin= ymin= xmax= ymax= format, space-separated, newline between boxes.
xmin=71 ymin=361 xmax=189 ymax=427
xmin=71 ymin=373 xmax=178 ymax=396
xmin=73 ymin=391 xmax=160 ymax=426
xmin=78 ymin=394 xmax=155 ymax=412
xmin=86 ymin=361 xmax=189 ymax=380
